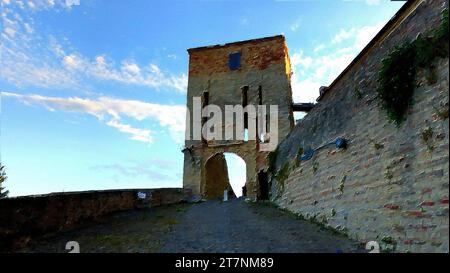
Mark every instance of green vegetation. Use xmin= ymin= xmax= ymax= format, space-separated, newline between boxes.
xmin=275 ymin=161 xmax=291 ymax=193
xmin=420 ymin=126 xmax=433 ymax=142
xmin=433 ymin=103 xmax=449 ymax=120
xmin=354 ymin=86 xmax=363 ymax=99
xmin=377 ymin=9 xmax=449 ymax=125
xmin=0 ymin=163 xmax=8 ymax=199
xmin=338 ymin=175 xmax=347 ymax=194
xmin=380 ymin=235 xmax=397 ymax=253
xmin=312 ymin=161 xmax=319 ymax=174
xmin=369 ymin=139 xmax=384 ymax=150
xmin=420 ymin=126 xmax=434 ymax=151
xmin=267 ymin=147 xmax=294 ymax=197
xmin=384 ymin=167 xmax=393 ymax=181
xmin=374 ymin=143 xmax=384 ymax=150
xmin=295 ymin=146 xmax=304 ymax=167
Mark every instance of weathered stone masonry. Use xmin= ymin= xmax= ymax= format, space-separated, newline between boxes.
xmin=0 ymin=188 xmax=191 ymax=250
xmin=183 ymin=35 xmax=295 ymax=200
xmin=270 ymin=0 xmax=449 ymax=252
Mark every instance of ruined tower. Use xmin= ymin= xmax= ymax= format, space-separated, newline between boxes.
xmin=182 ymin=35 xmax=294 ymax=200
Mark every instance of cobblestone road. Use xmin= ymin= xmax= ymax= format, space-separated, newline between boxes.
xmin=21 ymin=198 xmax=363 ymax=253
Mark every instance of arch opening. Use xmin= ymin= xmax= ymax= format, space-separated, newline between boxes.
xmin=203 ymin=152 xmax=246 ymax=199
xmin=224 ymin=153 xmax=246 ymax=197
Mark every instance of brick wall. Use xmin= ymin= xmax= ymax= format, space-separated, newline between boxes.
xmin=188 ymin=35 xmax=290 ymax=76
xmin=0 ymin=188 xmax=191 ymax=251
xmin=270 ymin=0 xmax=449 ymax=252
xmin=184 ymin=35 xmax=294 ymax=199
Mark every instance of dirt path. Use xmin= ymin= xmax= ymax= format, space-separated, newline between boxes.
xmin=20 ymin=199 xmax=363 ymax=253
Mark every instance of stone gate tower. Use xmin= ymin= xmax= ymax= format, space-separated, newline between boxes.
xmin=182 ymin=35 xmax=294 ymax=200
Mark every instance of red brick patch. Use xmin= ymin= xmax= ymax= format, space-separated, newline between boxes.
xmin=439 ymin=197 xmax=449 ymax=204
xmin=407 ymin=210 xmax=429 ymax=218
xmin=419 ymin=200 xmax=435 ymax=206
xmin=384 ymin=204 xmax=401 ymax=210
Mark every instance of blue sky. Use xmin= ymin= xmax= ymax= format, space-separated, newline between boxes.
xmin=0 ymin=0 xmax=404 ymax=197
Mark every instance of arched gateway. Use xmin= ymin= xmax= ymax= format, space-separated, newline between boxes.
xmin=203 ymin=152 xmax=246 ymax=199
xmin=182 ymin=35 xmax=295 ymax=200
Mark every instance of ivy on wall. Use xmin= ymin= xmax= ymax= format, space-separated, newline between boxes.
xmin=377 ymin=9 xmax=449 ymax=125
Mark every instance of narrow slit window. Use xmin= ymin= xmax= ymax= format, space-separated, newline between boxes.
xmin=241 ymin=86 xmax=248 ymax=129
xmin=203 ymin=90 xmax=209 ymax=106
xmin=258 ymin=86 xmax=262 ymax=105
xmin=202 ymin=91 xmax=209 ymax=143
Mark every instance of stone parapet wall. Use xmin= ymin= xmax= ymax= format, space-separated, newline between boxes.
xmin=0 ymin=188 xmax=191 ymax=251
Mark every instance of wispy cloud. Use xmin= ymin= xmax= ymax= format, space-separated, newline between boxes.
xmin=331 ymin=28 xmax=354 ymax=44
xmin=106 ymin=119 xmax=153 ymax=144
xmin=61 ymin=53 xmax=188 ymax=92
xmin=313 ymin=43 xmax=325 ymax=53
xmin=167 ymin=54 xmax=177 ymax=60
xmin=291 ymin=20 xmax=386 ymax=104
xmin=290 ymin=17 xmax=302 ymax=32
xmin=240 ymin=17 xmax=249 ymax=25
xmin=1 ymin=91 xmax=186 ymax=144
xmin=90 ymin=162 xmax=174 ymax=183
xmin=0 ymin=0 xmax=187 ymax=92
xmin=343 ymin=0 xmax=381 ymax=5
xmin=365 ymin=0 xmax=381 ymax=6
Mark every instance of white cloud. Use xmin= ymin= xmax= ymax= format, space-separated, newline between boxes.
xmin=121 ymin=61 xmax=141 ymax=75
xmin=290 ymin=17 xmax=302 ymax=32
xmin=291 ymin=21 xmax=386 ymax=104
xmin=23 ymin=22 xmax=33 ymax=33
xmin=313 ymin=44 xmax=325 ymax=53
xmin=239 ymin=17 xmax=249 ymax=25
xmin=63 ymin=54 xmax=84 ymax=70
xmin=354 ymin=21 xmax=385 ymax=49
xmin=3 ymin=27 xmax=16 ymax=37
xmin=106 ymin=119 xmax=152 ymax=144
xmin=331 ymin=28 xmax=355 ymax=44
xmin=366 ymin=0 xmax=380 ymax=6
xmin=291 ymin=51 xmax=313 ymax=68
xmin=1 ymin=91 xmax=187 ymax=144
xmin=90 ymin=162 xmax=175 ymax=182
xmin=0 ymin=0 xmax=187 ymax=93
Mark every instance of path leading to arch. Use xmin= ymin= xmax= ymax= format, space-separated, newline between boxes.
xmin=20 ymin=199 xmax=363 ymax=253
xmin=160 ymin=199 xmax=362 ymax=253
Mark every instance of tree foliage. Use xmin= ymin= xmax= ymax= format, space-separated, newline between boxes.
xmin=0 ymin=163 xmax=8 ymax=199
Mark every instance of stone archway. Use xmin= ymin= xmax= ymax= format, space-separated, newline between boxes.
xmin=202 ymin=152 xmax=247 ymax=199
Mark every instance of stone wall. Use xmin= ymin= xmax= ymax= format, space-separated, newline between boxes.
xmin=270 ymin=0 xmax=449 ymax=252
xmin=0 ymin=188 xmax=191 ymax=251
xmin=183 ymin=35 xmax=294 ymax=199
